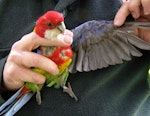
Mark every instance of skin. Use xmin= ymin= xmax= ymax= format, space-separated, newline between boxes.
xmin=3 ymin=0 xmax=150 ymax=90
xmin=114 ymin=0 xmax=150 ymax=43
xmin=3 ymin=30 xmax=73 ymax=90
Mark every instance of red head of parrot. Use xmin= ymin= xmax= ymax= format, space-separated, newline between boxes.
xmin=35 ymin=11 xmax=65 ymax=39
xmin=18 ymin=11 xmax=73 ymax=104
xmin=34 ymin=10 xmax=73 ymax=69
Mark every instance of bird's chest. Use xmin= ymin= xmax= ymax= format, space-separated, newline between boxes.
xmin=41 ymin=46 xmax=72 ymax=66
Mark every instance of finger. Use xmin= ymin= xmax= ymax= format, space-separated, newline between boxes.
xmin=3 ymin=64 xmax=46 ymax=90
xmin=18 ymin=32 xmax=73 ymax=51
xmin=138 ymin=29 xmax=150 ymax=43
xmin=57 ymin=33 xmax=73 ymax=45
xmin=19 ymin=68 xmax=46 ymax=84
xmin=114 ymin=2 xmax=130 ymax=26
xmin=128 ymin=0 xmax=141 ymax=18
xmin=141 ymin=0 xmax=150 ymax=15
xmin=8 ymin=51 xmax=59 ymax=75
xmin=61 ymin=29 xmax=73 ymax=45
xmin=64 ymin=29 xmax=73 ymax=37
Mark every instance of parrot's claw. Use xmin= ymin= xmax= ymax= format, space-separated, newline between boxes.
xmin=63 ymin=82 xmax=78 ymax=101
xmin=36 ymin=90 xmax=42 ymax=105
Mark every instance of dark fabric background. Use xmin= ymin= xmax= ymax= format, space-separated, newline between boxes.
xmin=0 ymin=0 xmax=150 ymax=116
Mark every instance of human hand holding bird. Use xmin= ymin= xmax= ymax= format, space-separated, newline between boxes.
xmin=1 ymin=10 xmax=150 ymax=116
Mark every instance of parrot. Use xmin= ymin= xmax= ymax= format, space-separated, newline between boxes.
xmin=0 ymin=11 xmax=76 ymax=116
xmin=25 ymin=11 xmax=77 ymax=104
xmin=1 ymin=10 xmax=150 ymax=116
xmin=12 ymin=11 xmax=76 ymax=106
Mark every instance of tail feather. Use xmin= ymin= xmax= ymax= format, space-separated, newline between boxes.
xmin=0 ymin=87 xmax=34 ymax=116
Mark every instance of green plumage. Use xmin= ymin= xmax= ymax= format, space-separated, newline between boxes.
xmin=25 ymin=67 xmax=69 ymax=92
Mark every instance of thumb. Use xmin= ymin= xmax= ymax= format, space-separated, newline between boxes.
xmin=57 ymin=30 xmax=73 ymax=46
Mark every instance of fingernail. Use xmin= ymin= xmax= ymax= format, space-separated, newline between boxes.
xmin=54 ymin=67 xmax=59 ymax=75
xmin=63 ymin=37 xmax=73 ymax=45
xmin=57 ymin=34 xmax=73 ymax=45
xmin=114 ymin=18 xmax=121 ymax=26
xmin=56 ymin=68 xmax=59 ymax=74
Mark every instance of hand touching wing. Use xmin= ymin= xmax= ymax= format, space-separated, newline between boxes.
xmin=69 ymin=20 xmax=150 ymax=73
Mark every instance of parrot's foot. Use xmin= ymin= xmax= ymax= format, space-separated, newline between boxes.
xmin=63 ymin=82 xmax=78 ymax=101
xmin=36 ymin=90 xmax=42 ymax=105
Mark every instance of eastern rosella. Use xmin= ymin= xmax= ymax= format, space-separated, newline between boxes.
xmin=22 ymin=11 xmax=77 ymax=104
xmin=1 ymin=11 xmax=150 ymax=116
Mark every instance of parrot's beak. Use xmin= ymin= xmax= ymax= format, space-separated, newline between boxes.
xmin=57 ymin=22 xmax=66 ymax=33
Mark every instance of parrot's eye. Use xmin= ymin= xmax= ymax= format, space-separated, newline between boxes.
xmin=47 ymin=22 xmax=54 ymax=28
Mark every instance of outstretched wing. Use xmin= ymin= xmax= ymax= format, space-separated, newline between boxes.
xmin=69 ymin=20 xmax=150 ymax=73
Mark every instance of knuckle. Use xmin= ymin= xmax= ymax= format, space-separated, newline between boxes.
xmin=11 ymin=41 xmax=21 ymax=50
xmin=28 ymin=32 xmax=38 ymax=43
xmin=28 ymin=33 xmax=35 ymax=42
xmin=21 ymin=33 xmax=33 ymax=41
xmin=21 ymin=34 xmax=28 ymax=40
xmin=21 ymin=32 xmax=36 ymax=44
xmin=32 ymin=54 xmax=41 ymax=66
xmin=8 ymin=50 xmax=21 ymax=62
xmin=5 ymin=63 xmax=16 ymax=77
xmin=22 ymin=32 xmax=39 ymax=49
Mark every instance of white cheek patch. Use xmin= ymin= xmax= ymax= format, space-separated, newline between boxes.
xmin=44 ymin=28 xmax=61 ymax=40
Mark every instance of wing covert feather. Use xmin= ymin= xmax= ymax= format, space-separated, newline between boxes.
xmin=69 ymin=20 xmax=150 ymax=73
